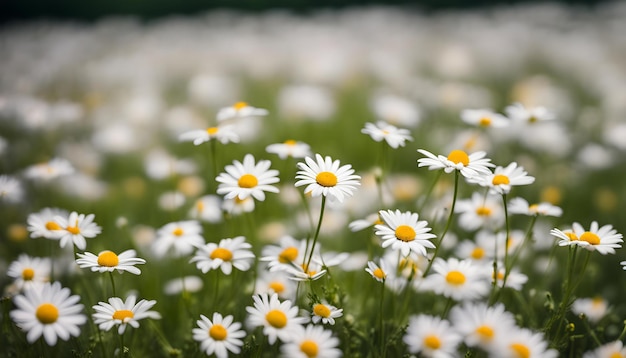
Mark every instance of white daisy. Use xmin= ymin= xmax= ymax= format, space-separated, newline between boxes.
xmin=188 ymin=195 xmax=223 ymax=223
xmin=420 ymin=257 xmax=490 ymax=301
xmin=280 ymin=324 xmax=342 ymax=358
xmin=163 ymin=276 xmax=204 ymax=295
xmin=450 ymin=302 xmax=517 ymax=353
xmin=311 ymin=302 xmax=343 ymax=325
xmin=190 ymin=236 xmax=255 ymax=275
xmin=285 ymin=261 xmax=327 ymax=282
xmin=349 ymin=213 xmax=383 ymax=232
xmin=216 ymin=101 xmax=268 ymax=122
xmin=92 ymin=295 xmax=161 ymax=335
xmin=245 ymin=293 xmax=308 ymax=344
xmin=403 ymin=314 xmax=462 ymax=358
xmin=75 ymin=249 xmax=146 ymax=275
xmin=572 ymin=297 xmax=608 ymax=324
xmin=193 ymin=312 xmax=246 ymax=358
xmin=470 ymin=162 xmax=535 ymax=195
xmin=54 ymin=211 xmax=102 ymax=250
xmin=294 ymin=154 xmax=361 ymax=203
xmin=508 ymin=197 xmax=563 ymax=217
xmin=266 ymin=139 xmax=312 ymax=159
xmin=370 ymin=93 xmax=421 ymax=128
xmin=493 ymin=327 xmax=557 ymax=358
xmin=178 ymin=124 xmax=240 ymax=145
xmin=7 ymin=254 xmax=51 ymax=291
xmin=23 ymin=158 xmax=74 ymax=181
xmin=550 ymin=221 xmax=623 ymax=255
xmin=152 ymin=220 xmax=205 ymax=258
xmin=255 ymin=271 xmax=297 ymax=301
xmin=461 ymin=108 xmax=509 ymax=128
xmin=375 ymin=209 xmax=436 ymax=257
xmin=10 ymin=282 xmax=87 ymax=345
xmin=361 ymin=121 xmax=413 ymax=149
xmin=216 ymin=154 xmax=280 ymax=201
xmin=622 ymin=260 xmax=626 ymax=270
xmin=583 ymin=340 xmax=626 ymax=358
xmin=222 ymin=195 xmax=255 ymax=215
xmin=259 ymin=235 xmax=307 ymax=273
xmin=491 ymin=265 xmax=528 ymax=291
xmin=505 ymin=102 xmax=555 ymax=124
xmin=0 ymin=174 xmax=24 ymax=203
xmin=417 ymin=148 xmax=494 ymax=180
xmin=454 ymin=192 xmax=504 ymax=231
xmin=365 ymin=260 xmax=388 ymax=283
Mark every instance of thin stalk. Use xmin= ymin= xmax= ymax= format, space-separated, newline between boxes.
xmin=500 ymin=193 xmax=511 ymax=290
xmin=418 ymin=171 xmax=442 ymax=213
xmin=305 ymin=196 xmax=326 ymax=272
xmin=108 ymin=271 xmax=117 ymax=297
xmin=378 ymin=279 xmax=386 ymax=358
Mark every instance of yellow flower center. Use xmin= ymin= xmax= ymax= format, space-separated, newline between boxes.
xmin=528 ymin=116 xmax=538 ymax=123
xmin=112 ymin=309 xmax=134 ymax=321
xmin=284 ymin=139 xmax=297 ymax=146
xmin=300 ymin=340 xmax=319 ymax=358
xmin=493 ymin=271 xmax=505 ymax=280
xmin=22 ymin=268 xmax=35 ymax=281
xmin=423 ymin=334 xmax=442 ymax=350
xmin=206 ymin=127 xmax=219 ymax=135
xmin=579 ymin=231 xmax=600 ymax=245
xmin=528 ymin=204 xmax=539 ymax=214
xmin=238 ymin=174 xmax=258 ymax=188
xmin=196 ymin=200 xmax=205 ymax=213
xmin=492 ymin=174 xmax=510 ymax=185
xmin=395 ymin=225 xmax=416 ymax=242
xmin=36 ymin=303 xmax=59 ymax=324
xmin=373 ymin=268 xmax=386 ymax=280
xmin=209 ymin=324 xmax=228 ymax=341
xmin=173 ymin=227 xmax=184 ymax=236
xmin=475 ymin=206 xmax=492 ymax=216
xmin=510 ymin=343 xmax=530 ymax=358
xmin=445 ymin=270 xmax=466 ymax=285
xmin=67 ymin=225 xmax=81 ymax=235
xmin=315 ymin=171 xmax=337 ymax=187
xmin=479 ymin=117 xmax=492 ymax=126
xmin=592 ymin=297 xmax=604 ymax=307
xmin=470 ymin=247 xmax=485 ymax=259
xmin=269 ymin=281 xmax=285 ymax=294
xmin=266 ymin=309 xmax=287 ymax=328
xmin=565 ymin=232 xmax=578 ymax=241
xmin=447 ymin=150 xmax=470 ymax=166
xmin=278 ymin=247 xmax=298 ymax=263
xmin=210 ymin=248 xmax=233 ymax=261
xmin=97 ymin=251 xmax=120 ymax=267
xmin=609 ymin=352 xmax=624 ymax=358
xmin=475 ymin=325 xmax=494 ymax=339
xmin=45 ymin=221 xmax=61 ymax=230
xmin=233 ymin=101 xmax=248 ymax=110
xmin=313 ymin=304 xmax=331 ymax=318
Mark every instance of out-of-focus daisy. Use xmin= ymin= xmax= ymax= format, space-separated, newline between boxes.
xmin=10 ymin=282 xmax=87 ymax=346
xmin=75 ymin=249 xmax=146 ymax=275
xmin=190 ymin=236 xmax=255 ymax=275
xmin=163 ymin=276 xmax=204 ymax=295
xmin=280 ymin=324 xmax=342 ymax=358
xmin=375 ymin=209 xmax=436 ymax=257
xmin=505 ymin=102 xmax=555 ymax=124
xmin=550 ymin=221 xmax=623 ymax=254
xmin=455 ymin=192 xmax=504 ymax=231
xmin=311 ymin=302 xmax=343 ymax=325
xmin=255 ymin=271 xmax=297 ymax=301
xmin=420 ymin=258 xmax=490 ymax=301
xmin=450 ymin=302 xmax=516 ymax=353
xmin=285 ymin=261 xmax=327 ymax=282
xmin=23 ymin=158 xmax=74 ymax=181
xmin=153 ymin=220 xmax=205 ymax=258
xmin=470 ymin=162 xmax=535 ymax=195
xmin=403 ymin=314 xmax=462 ymax=358
xmin=622 ymin=260 xmax=626 ymax=270
xmin=7 ymin=254 xmax=51 ymax=290
xmin=158 ymin=191 xmax=186 ymax=211
xmin=217 ymin=101 xmax=268 ymax=122
xmin=179 ymin=124 xmax=240 ymax=145
xmin=508 ymin=197 xmax=562 ymax=217
xmin=92 ymin=295 xmax=161 ymax=335
xmin=370 ymin=93 xmax=421 ymax=128
xmin=417 ymin=149 xmax=494 ymax=180
xmin=277 ymin=84 xmax=335 ymax=122
xmin=349 ymin=213 xmax=382 ymax=232
xmin=245 ymin=293 xmax=308 ymax=344
xmin=583 ymin=340 xmax=626 ymax=358
xmin=492 ymin=265 xmax=528 ymax=290
xmin=27 ymin=207 xmax=68 ymax=239
xmin=188 ymin=195 xmax=223 ymax=223
xmin=365 ymin=260 xmax=388 ymax=283
xmin=295 ymin=154 xmax=361 ymax=203
xmin=493 ymin=327 xmax=557 ymax=358
xmin=54 ymin=211 xmax=102 ymax=250
xmin=461 ymin=109 xmax=509 ymax=128
xmin=216 ymin=154 xmax=280 ymax=201
xmin=361 ymin=121 xmax=413 ymax=149
xmin=222 ymin=195 xmax=255 ymax=215
xmin=266 ymin=139 xmax=312 ymax=159
xmin=260 ymin=236 xmax=307 ymax=272
xmin=193 ymin=312 xmax=246 ymax=358
xmin=572 ymin=297 xmax=608 ymax=324
xmin=0 ymin=174 xmax=24 ymax=203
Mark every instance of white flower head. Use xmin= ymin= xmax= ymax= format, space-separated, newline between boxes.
xmin=27 ymin=207 xmax=68 ymax=240
xmin=179 ymin=124 xmax=240 ymax=145
xmin=403 ymin=314 xmax=462 ymax=357
xmin=493 ymin=327 xmax=557 ymax=358
xmin=260 ymin=235 xmax=307 ymax=273
xmin=217 ymin=101 xmax=268 ymax=122
xmin=349 ymin=212 xmax=383 ymax=232
xmin=245 ymin=293 xmax=308 ymax=344
xmin=551 ymin=221 xmax=623 ymax=255
xmin=280 ymin=324 xmax=342 ymax=358
xmin=54 ymin=211 xmax=102 ymax=250
xmin=255 ymin=271 xmax=297 ymax=301
xmin=188 ymin=195 xmax=223 ymax=223
xmin=0 ymin=175 xmax=24 ymax=203
xmin=222 ymin=195 xmax=255 ymax=215
xmin=365 ymin=260 xmax=388 ymax=283
xmin=295 ymin=154 xmax=361 ymax=203
xmin=92 ymin=295 xmax=161 ymax=335
xmin=153 ymin=220 xmax=205 ymax=258
xmin=190 ymin=236 xmax=255 ymax=275
xmin=461 ymin=108 xmax=509 ymax=128
xmin=450 ymin=302 xmax=517 ymax=352
xmin=266 ymin=139 xmax=312 ymax=159
xmin=455 ymin=192 xmax=504 ymax=231
xmin=583 ymin=340 xmax=626 ymax=358
xmin=361 ymin=121 xmax=413 ymax=149
xmin=193 ymin=313 xmax=246 ymax=358
xmin=311 ymin=302 xmax=343 ymax=325
xmin=572 ymin=297 xmax=608 ymax=324
xmin=75 ymin=249 xmax=146 ymax=275
xmin=375 ymin=209 xmax=436 ymax=257
xmin=470 ymin=162 xmax=535 ymax=195
xmin=163 ymin=276 xmax=204 ymax=295
xmin=417 ymin=149 xmax=494 ymax=180
xmin=505 ymin=102 xmax=555 ymax=124
xmin=7 ymin=254 xmax=51 ymax=291
xmin=420 ymin=257 xmax=490 ymax=301
xmin=508 ymin=197 xmax=562 ymax=217
xmin=216 ymin=154 xmax=280 ymax=201
xmin=23 ymin=158 xmax=74 ymax=181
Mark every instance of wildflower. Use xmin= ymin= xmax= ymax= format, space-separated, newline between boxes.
xmin=255 ymin=271 xmax=297 ymax=300
xmin=10 ymin=282 xmax=87 ymax=345
xmin=420 ymin=258 xmax=490 ymax=301
xmin=295 ymin=154 xmax=361 ymax=203
xmin=492 ymin=265 xmax=528 ymax=290
xmin=266 ymin=139 xmax=312 ymax=159
xmin=179 ymin=124 xmax=240 ymax=145
xmin=349 ymin=213 xmax=382 ymax=232
xmin=361 ymin=121 xmax=413 ymax=148
xmin=508 ymin=197 xmax=562 ymax=217
xmin=493 ymin=327 xmax=557 ymax=358
xmin=158 ymin=191 xmax=186 ymax=211
xmin=0 ymin=174 xmax=24 ymax=203
xmin=365 ymin=260 xmax=388 ymax=283
xmin=622 ymin=260 xmax=626 ymax=270
xmin=222 ymin=195 xmax=255 ymax=215
xmin=23 ymin=158 xmax=74 ymax=181
xmin=470 ymin=162 xmax=535 ymax=195
xmin=245 ymin=293 xmax=308 ymax=344
xmin=54 ymin=211 xmax=102 ymax=250
xmin=193 ymin=313 xmax=246 ymax=358
xmin=277 ymin=85 xmax=335 ymax=122
xmin=505 ymin=102 xmax=555 ymax=124
xmin=455 ymin=192 xmax=504 ymax=231
xmin=311 ymin=302 xmax=343 ymax=325
xmin=188 ymin=195 xmax=223 ymax=223
xmin=217 ymin=101 xmax=268 ymax=122
xmin=403 ymin=314 xmax=462 ymax=357
xmin=455 ymin=231 xmax=500 ymax=262
xmin=461 ymin=109 xmax=509 ymax=128
xmin=7 ymin=254 xmax=51 ymax=291
xmin=260 ymin=236 xmax=307 ymax=272
xmin=285 ymin=261 xmax=327 ymax=282
xmin=75 ymin=249 xmax=146 ymax=275
xmin=26 ymin=208 xmax=68 ymax=239
xmin=450 ymin=302 xmax=517 ymax=353
xmin=190 ymin=236 xmax=255 ymax=274
xmin=572 ymin=297 xmax=608 ymax=324
xmin=164 ymin=276 xmax=204 ymax=295
xmin=583 ymin=340 xmax=626 ymax=358
xmin=153 ymin=220 xmax=205 ymax=258
xmin=370 ymin=93 xmax=421 ymax=128
xmin=417 ymin=148 xmax=494 ymax=179
xmin=550 ymin=221 xmax=623 ymax=254
xmin=92 ymin=295 xmax=161 ymax=334
xmin=280 ymin=324 xmax=342 ymax=358
xmin=216 ymin=154 xmax=280 ymax=201
xmin=375 ymin=209 xmax=436 ymax=257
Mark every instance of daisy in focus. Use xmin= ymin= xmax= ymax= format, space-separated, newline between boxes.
xmin=26 ymin=207 xmax=68 ymax=239
xmin=54 ymin=211 xmax=102 ymax=250
xmin=461 ymin=108 xmax=509 ymax=128
xmin=266 ymin=139 xmax=312 ymax=159
xmin=92 ymin=295 xmax=161 ymax=334
xmin=245 ymin=293 xmax=308 ymax=344
xmin=420 ymin=257 xmax=490 ymax=301
xmin=190 ymin=236 xmax=255 ymax=275
xmin=152 ymin=220 xmax=205 ymax=258
xmin=508 ymin=197 xmax=563 ymax=217
xmin=470 ymin=162 xmax=535 ymax=195
xmin=75 ymin=249 xmax=146 ymax=275
xmin=374 ymin=209 xmax=436 ymax=257
xmin=216 ymin=101 xmax=268 ymax=122
xmin=365 ymin=260 xmax=388 ymax=283
xmin=550 ymin=221 xmax=624 ymax=254
xmin=7 ymin=254 xmax=51 ymax=291
xmin=193 ymin=312 xmax=246 ymax=358
xmin=294 ymin=154 xmax=361 ymax=203
xmin=417 ymin=148 xmax=494 ymax=180
xmin=361 ymin=121 xmax=413 ymax=148
xmin=216 ymin=154 xmax=280 ymax=201
xmin=310 ymin=301 xmax=343 ymax=325
xmin=403 ymin=314 xmax=462 ymax=358
xmin=280 ymin=324 xmax=342 ymax=358
xmin=450 ymin=302 xmax=517 ymax=353
xmin=10 ymin=282 xmax=87 ymax=346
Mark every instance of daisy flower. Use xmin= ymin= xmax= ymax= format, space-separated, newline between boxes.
xmin=572 ymin=297 xmax=608 ymax=324
xmin=285 ymin=261 xmax=327 ymax=282
xmin=461 ymin=109 xmax=509 ymax=128
xmin=493 ymin=327 xmax=557 ymax=358
xmin=365 ymin=260 xmax=388 ymax=283
xmin=216 ymin=101 xmax=268 ymax=122
xmin=450 ymin=302 xmax=517 ymax=353
xmin=7 ymin=254 xmax=51 ymax=291
xmin=0 ymin=174 xmax=24 ymax=203
xmin=10 ymin=282 xmax=87 ymax=346
xmin=375 ymin=209 xmax=436 ymax=257
xmin=361 ymin=121 xmax=413 ymax=149
xmin=622 ymin=260 xmax=626 ymax=270
xmin=508 ymin=197 xmax=563 ymax=217
xmin=266 ymin=139 xmax=312 ymax=159
xmin=255 ymin=271 xmax=297 ymax=300
xmin=294 ymin=154 xmax=361 ymax=203
xmin=280 ymin=324 xmax=342 ymax=358
xmin=583 ymin=340 xmax=626 ymax=358
xmin=216 ymin=154 xmax=280 ymax=201
xmin=311 ymin=302 xmax=343 ymax=325
xmin=163 ymin=276 xmax=204 ymax=295
xmin=222 ymin=195 xmax=255 ymax=215
xmin=23 ymin=158 xmax=74 ymax=181
xmin=92 ymin=295 xmax=161 ymax=335
xmin=178 ymin=124 xmax=240 ymax=145
xmin=470 ymin=162 xmax=535 ymax=195
xmin=417 ymin=148 xmax=494 ymax=180
xmin=454 ymin=192 xmax=504 ymax=231
xmin=370 ymin=93 xmax=421 ymax=128
xmin=420 ymin=257 xmax=490 ymax=301
xmin=54 ymin=211 xmax=102 ymax=250
xmin=245 ymin=293 xmax=308 ymax=344
xmin=505 ymin=102 xmax=555 ymax=124
xmin=403 ymin=314 xmax=462 ymax=358
xmin=188 ymin=195 xmax=223 ymax=223
xmin=190 ymin=236 xmax=255 ymax=275
xmin=492 ymin=265 xmax=528 ymax=290
xmin=75 ymin=249 xmax=146 ymax=275
xmin=259 ymin=235 xmax=307 ymax=272
xmin=349 ymin=213 xmax=383 ymax=232
xmin=193 ymin=312 xmax=246 ymax=358
xmin=550 ymin=221 xmax=623 ymax=254
xmin=152 ymin=220 xmax=205 ymax=258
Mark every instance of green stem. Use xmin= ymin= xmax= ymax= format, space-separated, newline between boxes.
xmin=379 ymin=279 xmax=386 ymax=358
xmin=418 ymin=171 xmax=442 ymax=212
xmin=500 ymin=193 xmax=511 ymax=290
xmin=579 ymin=314 xmax=602 ymax=347
xmin=305 ymin=196 xmax=326 ymax=272
xmin=108 ymin=271 xmax=117 ymax=297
